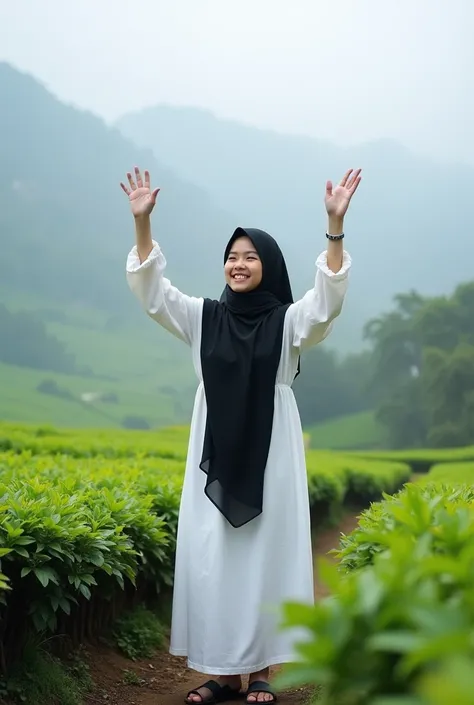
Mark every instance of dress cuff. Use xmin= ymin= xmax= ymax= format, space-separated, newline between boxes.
xmin=126 ymin=240 xmax=162 ymax=273
xmin=315 ymin=249 xmax=352 ymax=280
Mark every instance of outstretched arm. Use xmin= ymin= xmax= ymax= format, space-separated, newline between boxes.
xmin=288 ymin=168 xmax=361 ymax=351
xmin=122 ymin=167 xmax=202 ymax=345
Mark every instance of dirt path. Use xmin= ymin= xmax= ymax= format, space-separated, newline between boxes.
xmin=85 ymin=512 xmax=360 ymax=705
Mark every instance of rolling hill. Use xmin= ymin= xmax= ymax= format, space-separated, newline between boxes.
xmin=0 ymin=62 xmax=241 ymax=427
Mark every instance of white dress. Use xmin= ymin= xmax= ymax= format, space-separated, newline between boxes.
xmin=126 ymin=240 xmax=351 ymax=676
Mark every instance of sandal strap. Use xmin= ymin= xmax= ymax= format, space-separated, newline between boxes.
xmin=186 ymin=680 xmax=240 ymax=703
xmin=247 ymin=681 xmax=277 ymax=701
xmin=186 ymin=679 xmax=220 ymax=701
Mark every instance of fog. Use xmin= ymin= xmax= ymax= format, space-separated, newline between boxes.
xmin=1 ymin=0 xmax=471 ymax=163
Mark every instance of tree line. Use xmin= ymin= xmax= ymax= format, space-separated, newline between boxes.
xmin=295 ymin=279 xmax=474 ymax=448
xmin=364 ymin=281 xmax=474 ymax=448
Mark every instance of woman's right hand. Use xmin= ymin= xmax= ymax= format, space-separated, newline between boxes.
xmin=120 ymin=167 xmax=160 ymax=218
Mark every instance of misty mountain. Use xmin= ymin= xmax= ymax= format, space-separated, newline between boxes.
xmin=0 ymin=61 xmax=374 ymax=429
xmin=0 ymin=63 xmax=236 ymax=313
xmin=2 ymin=59 xmax=468 ymax=357
xmin=117 ymin=105 xmax=474 ymax=347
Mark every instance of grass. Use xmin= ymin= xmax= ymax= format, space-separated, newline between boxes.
xmin=307 ymin=411 xmax=387 ymax=450
xmin=113 ymin=606 xmax=166 ymax=660
xmin=1 ymin=644 xmax=92 ymax=705
xmin=7 ymin=290 xmax=194 ymax=386
xmin=0 ymin=294 xmax=199 ymax=428
xmin=0 ymin=362 xmax=187 ymax=428
xmin=47 ymin=317 xmax=193 ymax=387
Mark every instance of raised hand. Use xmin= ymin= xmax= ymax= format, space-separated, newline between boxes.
xmin=324 ymin=168 xmax=362 ymax=219
xmin=120 ymin=167 xmax=160 ymax=218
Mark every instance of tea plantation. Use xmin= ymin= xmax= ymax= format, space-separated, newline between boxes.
xmin=0 ymin=421 xmax=473 ymax=703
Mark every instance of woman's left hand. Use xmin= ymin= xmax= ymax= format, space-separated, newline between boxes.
xmin=324 ymin=168 xmax=362 ymax=219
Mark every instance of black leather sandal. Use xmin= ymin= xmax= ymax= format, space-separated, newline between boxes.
xmin=185 ymin=679 xmax=242 ymax=704
xmin=246 ymin=680 xmax=278 ymax=703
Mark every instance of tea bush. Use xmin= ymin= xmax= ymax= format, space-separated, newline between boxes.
xmin=336 ymin=483 xmax=474 ymax=572
xmin=345 ymin=446 xmax=474 ymax=474
xmin=421 ymin=461 xmax=474 ymax=485
xmin=0 ymin=422 xmax=190 ymax=459
xmin=278 ymin=481 xmax=474 ymax=703
xmin=0 ymin=421 xmax=411 ymax=671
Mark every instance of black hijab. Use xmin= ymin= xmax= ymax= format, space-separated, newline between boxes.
xmin=200 ymin=227 xmax=298 ymax=528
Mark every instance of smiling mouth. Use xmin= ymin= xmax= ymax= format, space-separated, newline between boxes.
xmin=232 ymin=274 xmax=249 ymax=281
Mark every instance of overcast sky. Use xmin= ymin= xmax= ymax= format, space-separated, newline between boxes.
xmin=1 ymin=0 xmax=472 ymax=164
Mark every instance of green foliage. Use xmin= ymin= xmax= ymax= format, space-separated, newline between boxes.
xmin=277 ymin=482 xmax=474 ymax=704
xmin=346 ymin=446 xmax=474 ymax=474
xmin=0 ymin=421 xmax=190 ymax=458
xmin=422 ymin=461 xmax=474 ymax=485
xmin=0 ymin=438 xmax=184 ymax=665
xmin=122 ymin=415 xmax=151 ymax=430
xmin=0 ymin=476 xmax=172 ymax=627
xmin=294 ymin=348 xmax=374 ymax=428
xmin=422 ymin=342 xmax=474 ymax=447
xmin=122 ymin=668 xmax=144 ymax=686
xmin=113 ymin=605 xmax=165 ymax=660
xmin=335 ymin=483 xmax=474 ymax=572
xmin=36 ymin=379 xmax=74 ymax=399
xmin=365 ymin=283 xmax=474 ymax=449
xmin=305 ymin=451 xmax=410 ymax=520
xmin=0 ymin=420 xmax=410 ymax=668
xmin=0 ymin=644 xmax=91 ymax=705
xmin=64 ymin=649 xmax=94 ymax=693
xmin=418 ymin=657 xmax=474 ymax=705
xmin=308 ymin=411 xmax=388 ymax=451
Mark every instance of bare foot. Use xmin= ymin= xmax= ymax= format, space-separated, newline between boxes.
xmin=186 ymin=676 xmax=242 ymax=703
xmin=247 ymin=690 xmax=275 ymax=704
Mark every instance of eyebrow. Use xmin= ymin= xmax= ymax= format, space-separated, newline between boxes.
xmin=228 ymin=249 xmax=259 ymax=256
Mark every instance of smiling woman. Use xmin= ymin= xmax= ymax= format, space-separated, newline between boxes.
xmin=200 ymin=226 xmax=298 ymax=531
xmin=224 ymin=236 xmax=262 ymax=291
xmin=120 ymin=165 xmax=361 ymax=703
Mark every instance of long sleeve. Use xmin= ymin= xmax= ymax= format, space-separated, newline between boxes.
xmin=126 ymin=240 xmax=203 ymax=346
xmin=287 ymin=249 xmax=351 ymax=352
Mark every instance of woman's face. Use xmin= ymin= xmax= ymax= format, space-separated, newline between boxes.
xmin=224 ymin=236 xmax=263 ymax=293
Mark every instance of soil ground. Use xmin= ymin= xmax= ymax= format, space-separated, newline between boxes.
xmin=82 ymin=513 xmax=360 ymax=705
